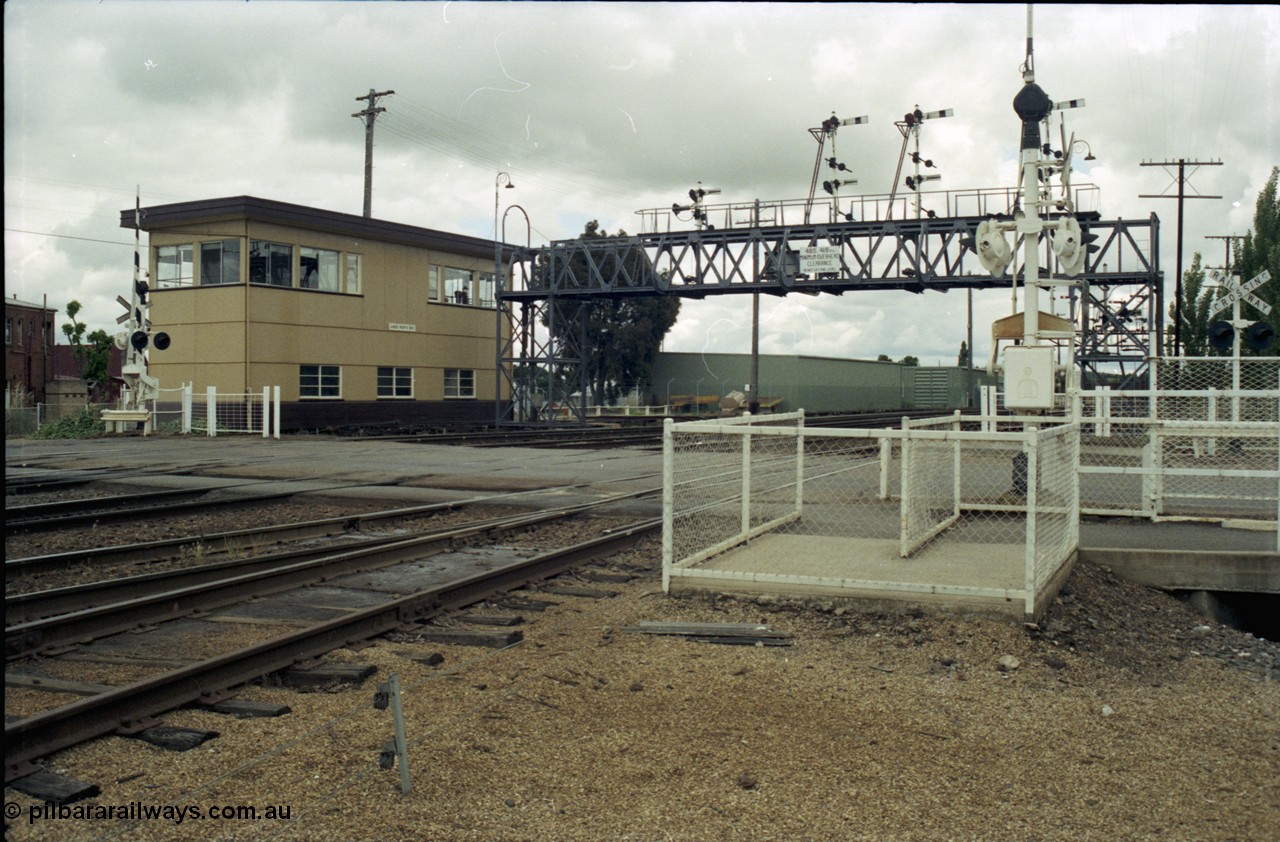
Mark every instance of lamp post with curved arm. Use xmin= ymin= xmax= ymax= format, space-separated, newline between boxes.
xmin=501 ymin=204 xmax=533 ymax=422
xmin=493 ymin=174 xmax=514 ymax=424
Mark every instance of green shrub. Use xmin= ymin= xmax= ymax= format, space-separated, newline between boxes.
xmin=32 ymin=407 xmax=105 ymax=439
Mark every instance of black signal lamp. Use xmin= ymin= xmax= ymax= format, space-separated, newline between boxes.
xmin=1208 ymin=320 xmax=1235 ymax=351
xmin=1245 ymin=321 xmax=1275 ymax=351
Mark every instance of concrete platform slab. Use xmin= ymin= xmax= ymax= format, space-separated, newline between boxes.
xmin=671 ymin=533 xmax=1031 ymax=618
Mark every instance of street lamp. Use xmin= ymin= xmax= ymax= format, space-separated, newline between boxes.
xmin=494 ymin=173 xmax=514 ymax=425
xmin=1070 ymin=140 xmax=1096 ymax=161
xmin=500 ymin=204 xmax=532 ymax=422
xmin=665 ymin=377 xmax=675 ymax=412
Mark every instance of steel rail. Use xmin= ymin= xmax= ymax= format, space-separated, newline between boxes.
xmin=4 ymin=518 xmax=659 ymax=781
xmin=5 ymin=485 xmax=260 ymax=519
xmin=370 ymin=410 xmax=957 ymax=446
xmin=5 ymin=474 xmax=664 ymax=581
xmin=5 ymin=497 xmax=640 ymax=655
xmin=6 ymin=488 xmax=306 ymax=533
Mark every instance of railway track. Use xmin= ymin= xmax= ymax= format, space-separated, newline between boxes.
xmin=357 ymin=409 xmax=967 ymax=449
xmin=4 ymin=493 xmax=659 ymax=782
xmin=5 ymin=483 xmax=297 ymax=532
xmin=1 ymin=412 xmax=956 ymax=787
xmin=6 ymin=493 xmax=652 ymax=655
xmin=6 ymin=472 xmax=663 ymax=582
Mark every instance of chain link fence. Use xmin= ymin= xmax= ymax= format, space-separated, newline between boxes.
xmin=663 ymin=412 xmax=1080 ymax=619
xmin=1075 ymin=358 xmax=1279 ymax=539
xmin=5 ymin=403 xmax=114 ymax=437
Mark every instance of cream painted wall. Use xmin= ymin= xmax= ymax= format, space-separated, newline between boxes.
xmin=145 ymin=220 xmax=509 ymax=403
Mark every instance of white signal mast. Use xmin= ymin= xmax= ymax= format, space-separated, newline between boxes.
xmin=981 ymin=4 xmax=1090 ymax=409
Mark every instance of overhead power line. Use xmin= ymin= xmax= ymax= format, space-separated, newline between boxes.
xmin=4 ymin=227 xmax=134 ymax=247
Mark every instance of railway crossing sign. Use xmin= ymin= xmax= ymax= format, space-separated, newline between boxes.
xmin=1207 ymin=269 xmax=1274 ymax=353
xmin=1211 ymin=269 xmax=1272 ymax=317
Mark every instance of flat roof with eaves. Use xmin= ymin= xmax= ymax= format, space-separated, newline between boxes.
xmin=119 ymin=195 xmax=506 ymax=262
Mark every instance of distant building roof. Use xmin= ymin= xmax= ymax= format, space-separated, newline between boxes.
xmin=5 ymin=296 xmax=59 ymax=313
xmin=119 ymin=195 xmax=504 ymax=262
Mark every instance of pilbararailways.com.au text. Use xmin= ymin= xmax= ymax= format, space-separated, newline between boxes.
xmin=13 ymin=801 xmax=292 ymax=826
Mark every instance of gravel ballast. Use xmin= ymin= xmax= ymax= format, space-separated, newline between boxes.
xmin=5 ymin=531 xmax=1279 ymax=841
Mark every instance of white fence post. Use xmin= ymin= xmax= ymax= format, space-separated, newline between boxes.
xmin=898 ymin=416 xmax=911 ymax=558
xmin=662 ymin=418 xmax=674 ymax=594
xmin=795 ymin=409 xmax=806 ymax=517
xmin=1023 ymin=425 xmax=1039 ymax=618
xmin=1204 ymin=388 xmax=1218 ymax=456
xmin=952 ymin=410 xmax=962 ymax=520
xmin=273 ymin=385 xmax=281 ymax=439
xmin=1142 ymin=426 xmax=1161 ymax=520
xmin=206 ymin=386 xmax=216 ymax=437
xmin=1100 ymin=386 xmax=1112 ymax=438
xmin=741 ymin=412 xmax=752 ymax=539
xmin=879 ymin=428 xmax=892 ymax=500
xmin=182 ymin=383 xmax=192 ymax=433
xmin=261 ymin=386 xmax=270 ymax=438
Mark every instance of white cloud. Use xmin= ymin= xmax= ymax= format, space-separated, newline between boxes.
xmin=5 ymin=1 xmax=1278 ymax=368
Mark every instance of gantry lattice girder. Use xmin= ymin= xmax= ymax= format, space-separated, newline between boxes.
xmin=497 ymin=213 xmax=1162 ymax=421
xmin=503 ymin=213 xmax=1159 ymax=300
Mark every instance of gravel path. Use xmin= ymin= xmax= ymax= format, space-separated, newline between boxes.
xmin=4 ymin=499 xmax=1278 ymax=840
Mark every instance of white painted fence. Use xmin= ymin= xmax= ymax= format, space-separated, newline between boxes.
xmin=148 ymin=384 xmax=281 ymax=438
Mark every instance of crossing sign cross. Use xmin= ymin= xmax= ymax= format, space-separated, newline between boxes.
xmin=1211 ymin=269 xmax=1272 ymax=317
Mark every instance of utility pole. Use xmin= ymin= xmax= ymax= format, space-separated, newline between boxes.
xmin=353 ymin=89 xmax=395 ymax=218
xmin=1139 ymin=158 xmax=1222 ymax=356
xmin=1204 ymin=234 xmax=1238 ymax=273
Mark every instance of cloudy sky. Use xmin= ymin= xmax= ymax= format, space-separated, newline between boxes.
xmin=5 ymin=2 xmax=1278 ymax=368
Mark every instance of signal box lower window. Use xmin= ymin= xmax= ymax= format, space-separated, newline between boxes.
xmin=444 ymin=369 xmax=475 ymax=399
xmin=300 ymin=364 xmax=341 ymax=399
xmin=377 ymin=367 xmax=413 ymax=399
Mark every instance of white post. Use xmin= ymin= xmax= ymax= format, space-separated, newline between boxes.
xmin=181 ymin=383 xmax=192 ymax=434
xmin=206 ymin=386 xmax=216 ymax=438
xmin=261 ymin=385 xmax=270 ymax=439
xmin=1206 ymin=387 xmax=1217 ymax=457
xmin=1023 ymin=428 xmax=1039 ymax=619
xmin=795 ymin=410 xmax=806 ymax=517
xmin=273 ymin=385 xmax=281 ymax=439
xmin=952 ymin=410 xmax=962 ymax=519
xmin=898 ymin=416 xmax=911 ymax=558
xmin=1148 ymin=427 xmax=1164 ymax=520
xmin=741 ymin=412 xmax=752 ymax=540
xmin=1069 ymin=423 xmax=1081 ymax=550
xmin=1231 ymin=297 xmax=1243 ymax=423
xmin=661 ymin=418 xmax=674 ymax=593
xmin=879 ymin=428 xmax=892 ymax=500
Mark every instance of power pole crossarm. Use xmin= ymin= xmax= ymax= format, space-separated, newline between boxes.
xmin=353 ymin=88 xmax=395 ymax=218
